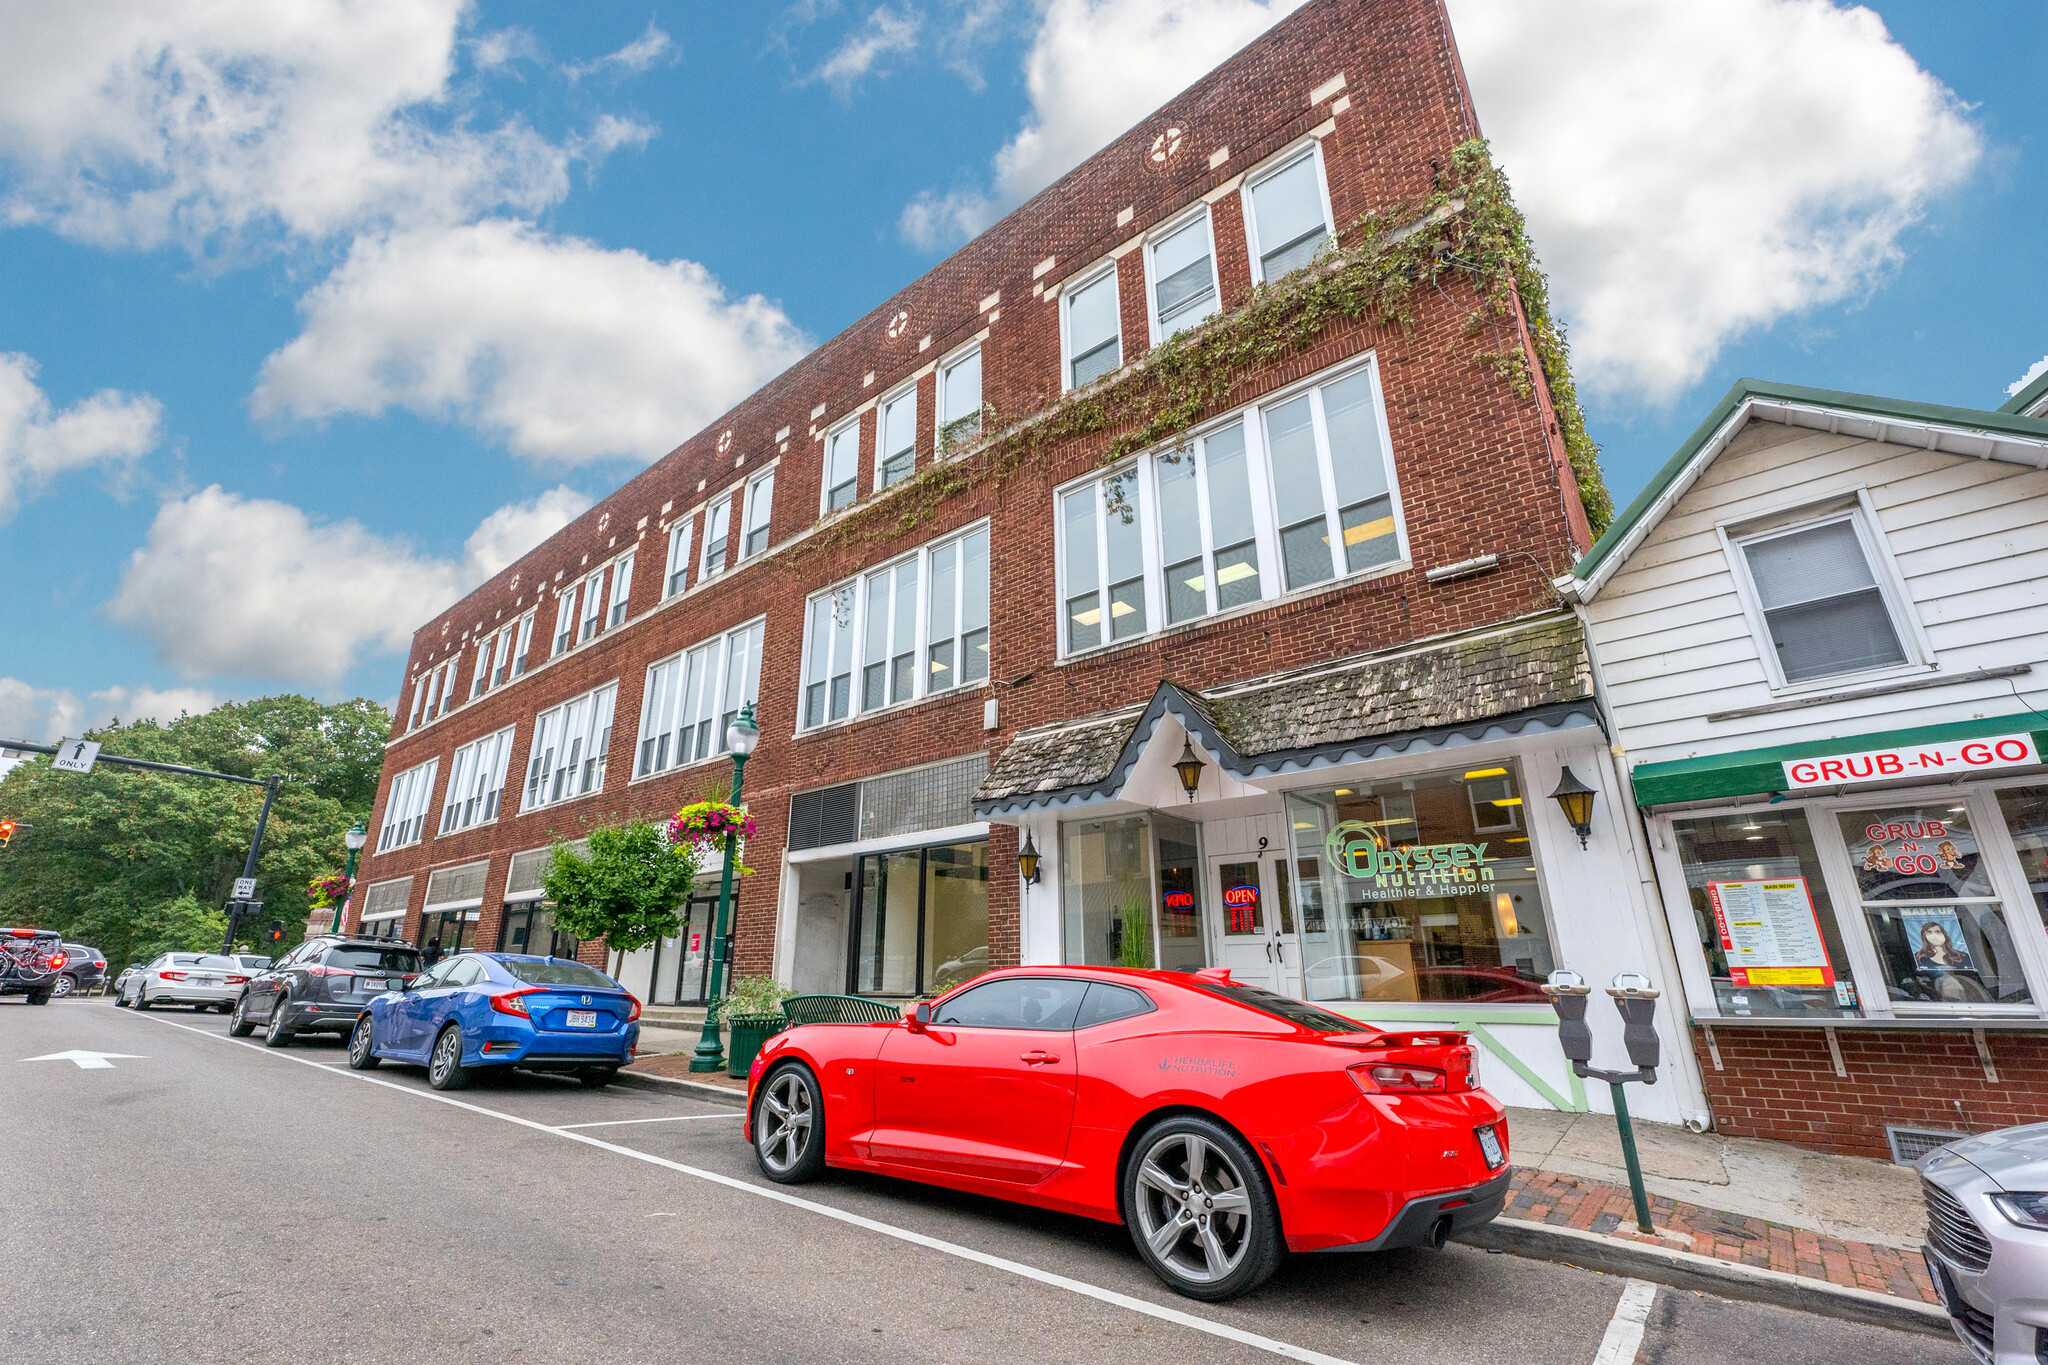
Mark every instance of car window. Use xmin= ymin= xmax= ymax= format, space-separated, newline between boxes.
xmin=325 ymin=946 xmax=421 ymax=974
xmin=500 ymin=959 xmax=615 ymax=989
xmin=164 ymin=954 xmax=202 ymax=967
xmin=1075 ymin=983 xmax=1154 ymax=1029
xmin=442 ymin=957 xmax=484 ymax=988
xmin=410 ymin=959 xmax=455 ymax=989
xmin=1196 ymin=981 xmax=1371 ymax=1032
xmin=932 ymin=977 xmax=1089 ymax=1030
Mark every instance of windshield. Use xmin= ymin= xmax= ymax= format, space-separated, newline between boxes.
xmin=174 ymin=954 xmax=240 ymax=970
xmin=1197 ymin=981 xmax=1372 ymax=1033
xmin=501 ymin=959 xmax=616 ymax=990
xmin=327 ymin=946 xmax=421 ymax=973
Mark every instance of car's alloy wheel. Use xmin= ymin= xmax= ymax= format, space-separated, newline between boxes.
xmin=347 ymin=1017 xmax=380 ymax=1070
xmin=263 ymin=999 xmax=293 ymax=1048
xmin=134 ymin=986 xmax=151 ymax=1010
xmin=753 ymin=1065 xmax=824 ymax=1183
xmin=228 ymin=996 xmax=255 ymax=1037
xmin=51 ymin=974 xmax=75 ymax=998
xmin=428 ymin=1025 xmax=469 ymax=1090
xmin=1125 ymin=1118 xmax=1282 ymax=1301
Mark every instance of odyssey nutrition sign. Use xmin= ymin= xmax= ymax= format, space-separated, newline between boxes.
xmin=1782 ymin=733 xmax=2039 ymax=790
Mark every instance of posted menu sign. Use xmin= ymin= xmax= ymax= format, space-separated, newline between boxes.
xmin=1706 ymin=877 xmax=1836 ymax=988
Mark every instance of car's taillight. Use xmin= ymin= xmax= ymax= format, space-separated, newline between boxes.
xmin=225 ymin=975 xmax=248 ymax=985
xmin=305 ymin=965 xmax=356 ymax=977
xmin=625 ymin=994 xmax=642 ymax=1023
xmin=1350 ymin=1061 xmax=1448 ymax=1094
xmin=48 ymin=952 xmax=67 ymax=970
xmin=159 ymin=971 xmax=187 ymax=982
xmin=490 ymin=988 xmax=539 ymax=1018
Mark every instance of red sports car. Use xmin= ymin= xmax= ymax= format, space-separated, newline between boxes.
xmin=744 ymin=965 xmax=1511 ymax=1300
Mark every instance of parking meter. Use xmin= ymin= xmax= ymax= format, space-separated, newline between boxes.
xmin=1544 ymin=968 xmax=1663 ymax=1233
xmin=1609 ymin=972 xmax=1661 ymax=1077
xmin=1542 ymin=969 xmax=1594 ymax=1065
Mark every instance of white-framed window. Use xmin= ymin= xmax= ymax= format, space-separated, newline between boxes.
xmin=425 ymin=659 xmax=457 ymax=720
xmin=664 ymin=516 xmax=693 ymax=598
xmin=1145 ymin=207 xmax=1220 ymax=340
xmin=800 ymin=522 xmax=990 ymax=730
xmin=938 ymin=343 xmax=983 ymax=454
xmin=578 ymin=569 xmax=605 ymax=642
xmin=552 ymin=585 xmax=579 ymax=657
xmin=878 ymin=386 xmax=917 ymax=488
xmin=440 ymin=726 xmax=515 ymax=835
xmin=378 ymin=759 xmax=438 ymax=852
xmin=523 ymin=682 xmax=617 ymax=811
xmin=822 ymin=420 xmax=860 ymax=513
xmin=469 ymin=636 xmax=493 ymax=700
xmin=492 ymin=614 xmax=532 ymax=687
xmin=1062 ymin=265 xmax=1122 ymax=390
xmin=703 ymin=493 xmax=732 ymax=577
xmin=1242 ymin=142 xmax=1335 ymax=283
xmin=740 ymin=469 xmax=775 ymax=559
xmin=1724 ymin=502 xmax=1920 ymax=688
xmin=1056 ymin=355 xmax=1402 ymax=656
xmin=408 ymin=673 xmax=429 ymax=730
xmin=635 ymin=619 xmax=765 ymax=776
xmin=607 ymin=552 xmax=634 ymax=627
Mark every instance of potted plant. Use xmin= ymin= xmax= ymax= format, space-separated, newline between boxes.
xmin=717 ymin=973 xmax=794 ymax=1078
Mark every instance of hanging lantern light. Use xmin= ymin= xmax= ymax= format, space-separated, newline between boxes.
xmin=1173 ymin=737 xmax=1206 ymax=803
xmin=1017 ymin=830 xmax=1042 ymax=885
xmin=1549 ymin=766 xmax=1598 ymax=848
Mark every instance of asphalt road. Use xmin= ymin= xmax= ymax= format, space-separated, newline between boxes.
xmin=3 ymin=996 xmax=1962 ymax=1365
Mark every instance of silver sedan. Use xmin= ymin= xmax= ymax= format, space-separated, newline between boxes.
xmin=117 ymin=952 xmax=250 ymax=1012
xmin=1920 ymin=1121 xmax=2048 ymax=1363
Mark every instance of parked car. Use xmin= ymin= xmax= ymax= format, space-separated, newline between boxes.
xmin=1919 ymin=1121 xmax=2048 ymax=1363
xmin=232 ymin=936 xmax=421 ymax=1046
xmin=51 ymin=943 xmax=107 ymax=998
xmin=119 ymin=952 xmax=250 ymax=1010
xmin=0 ymin=927 xmax=68 ymax=1004
xmin=346 ymin=953 xmax=641 ymax=1090
xmin=744 ymin=965 xmax=1509 ymax=1301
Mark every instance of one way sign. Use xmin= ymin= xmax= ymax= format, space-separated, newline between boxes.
xmin=50 ymin=739 xmax=101 ymax=774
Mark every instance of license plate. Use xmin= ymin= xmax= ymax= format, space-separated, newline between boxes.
xmin=1923 ymin=1250 xmax=1951 ymax=1312
xmin=1475 ymin=1124 xmax=1505 ymax=1169
xmin=566 ymin=1010 xmax=597 ymax=1029
xmin=193 ymin=976 xmax=219 ymax=986
xmin=364 ymin=980 xmax=391 ymax=993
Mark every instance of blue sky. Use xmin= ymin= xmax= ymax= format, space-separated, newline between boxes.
xmin=0 ymin=0 xmax=2041 ymax=743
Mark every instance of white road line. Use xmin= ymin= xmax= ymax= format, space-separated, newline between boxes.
xmin=1592 ymin=1278 xmax=1657 ymax=1365
xmin=555 ymin=1113 xmax=742 ymax=1130
xmin=120 ymin=1010 xmax=1361 ymax=1365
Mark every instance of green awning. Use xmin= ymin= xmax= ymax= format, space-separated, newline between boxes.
xmin=1630 ymin=715 xmax=2048 ymax=807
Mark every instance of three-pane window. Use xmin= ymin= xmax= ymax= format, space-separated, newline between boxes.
xmin=878 ymin=388 xmax=917 ymax=488
xmin=1064 ymin=267 xmax=1122 ymax=389
xmin=379 ymin=760 xmax=438 ymax=851
xmin=703 ymin=494 xmax=732 ymax=576
xmin=440 ymin=727 xmax=514 ymax=835
xmin=823 ymin=422 xmax=860 ymax=512
xmin=1737 ymin=515 xmax=1911 ymax=684
xmin=523 ymin=683 xmax=617 ymax=811
xmin=1147 ymin=210 xmax=1219 ymax=338
xmin=664 ymin=517 xmax=693 ymax=597
xmin=635 ymin=620 xmax=765 ymax=776
xmin=741 ymin=471 xmax=775 ymax=559
xmin=607 ymin=553 xmax=634 ymax=627
xmin=1245 ymin=148 xmax=1333 ymax=282
xmin=938 ymin=345 xmax=982 ymax=453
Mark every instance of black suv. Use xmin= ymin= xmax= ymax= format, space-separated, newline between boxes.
xmin=231 ymin=935 xmax=423 ymax=1047
xmin=1 ymin=928 xmax=67 ymax=1004
xmin=52 ymin=943 xmax=107 ymax=998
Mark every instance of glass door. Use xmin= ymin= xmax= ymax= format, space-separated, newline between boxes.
xmin=1212 ymin=856 xmax=1285 ymax=990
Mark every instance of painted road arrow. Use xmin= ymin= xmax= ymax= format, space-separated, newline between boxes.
xmin=21 ymin=1050 xmax=144 ymax=1070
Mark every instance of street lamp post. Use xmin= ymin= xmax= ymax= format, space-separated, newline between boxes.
xmin=690 ymin=702 xmax=760 ymax=1073
xmin=330 ymin=821 xmax=369 ymax=934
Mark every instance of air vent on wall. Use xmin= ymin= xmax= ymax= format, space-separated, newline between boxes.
xmin=1886 ymin=1124 xmax=1969 ymax=1165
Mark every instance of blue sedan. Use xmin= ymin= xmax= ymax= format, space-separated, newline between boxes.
xmin=346 ymin=952 xmax=641 ymax=1090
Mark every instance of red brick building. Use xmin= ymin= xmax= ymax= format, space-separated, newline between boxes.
xmin=350 ymin=0 xmax=1677 ymax=1121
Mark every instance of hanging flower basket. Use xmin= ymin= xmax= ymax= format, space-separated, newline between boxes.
xmin=307 ymin=872 xmax=349 ymax=909
xmin=667 ymin=801 xmax=756 ymax=847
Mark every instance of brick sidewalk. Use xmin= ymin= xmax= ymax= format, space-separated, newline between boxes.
xmin=1505 ymin=1168 xmax=1936 ymax=1305
xmin=625 ymin=1051 xmax=748 ymax=1091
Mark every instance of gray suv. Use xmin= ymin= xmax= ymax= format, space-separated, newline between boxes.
xmin=1919 ymin=1122 xmax=2048 ymax=1363
xmin=231 ymin=936 xmax=422 ymax=1046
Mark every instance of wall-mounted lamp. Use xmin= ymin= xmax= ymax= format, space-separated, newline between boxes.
xmin=1017 ymin=830 xmax=1041 ymax=884
xmin=1549 ymin=766 xmax=1597 ymax=848
xmin=1173 ymin=737 xmax=1206 ymax=803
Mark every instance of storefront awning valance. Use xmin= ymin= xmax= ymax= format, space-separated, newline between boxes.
xmin=974 ymin=613 xmax=1598 ymax=816
xmin=1629 ymin=714 xmax=2048 ymax=807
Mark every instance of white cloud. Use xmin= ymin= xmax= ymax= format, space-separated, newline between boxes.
xmin=107 ymin=484 xmax=592 ymax=687
xmin=900 ymin=0 xmax=1306 ymax=248
xmin=1446 ymin=0 xmax=1983 ymax=399
xmin=565 ymin=20 xmax=679 ymax=80
xmin=815 ymin=6 xmax=924 ymax=96
xmin=0 ymin=352 xmax=161 ymax=520
xmin=250 ymin=220 xmax=810 ymax=464
xmin=0 ymin=677 xmax=221 ymax=747
xmin=0 ymin=0 xmax=575 ymax=254
xmin=2010 ymin=356 xmax=2048 ymax=398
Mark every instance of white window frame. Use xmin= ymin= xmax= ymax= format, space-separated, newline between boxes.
xmin=740 ymin=468 xmax=775 ymax=560
xmin=876 ymin=384 xmax=918 ymax=489
xmin=578 ymin=568 xmax=606 ymax=642
xmin=702 ymin=493 xmax=733 ymax=578
xmin=1716 ymin=491 xmax=1931 ymax=694
xmin=378 ymin=758 xmax=438 ymax=852
xmin=663 ymin=515 xmax=694 ymax=598
xmin=1060 ymin=262 xmax=1122 ymax=392
xmin=1144 ymin=204 xmax=1221 ymax=343
xmin=469 ymin=637 xmax=493 ymax=700
xmin=607 ymin=551 xmax=635 ymax=627
xmin=408 ymin=673 xmax=429 ymax=731
xmin=439 ymin=726 xmax=515 ymax=836
xmin=1053 ymin=352 xmax=1407 ymax=659
xmin=1239 ymin=139 xmax=1337 ymax=285
xmin=797 ymin=521 xmax=991 ymax=732
xmin=522 ymin=682 xmax=618 ymax=812
xmin=821 ymin=419 xmax=861 ymax=514
xmin=937 ymin=341 xmax=983 ymax=455
xmin=633 ymin=618 xmax=765 ymax=777
xmin=432 ymin=659 xmax=458 ymax=719
xmin=552 ymin=584 xmax=579 ymax=657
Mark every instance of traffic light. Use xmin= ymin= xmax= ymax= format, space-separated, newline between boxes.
xmin=266 ymin=919 xmax=285 ymax=947
xmin=0 ymin=820 xmax=13 ymax=847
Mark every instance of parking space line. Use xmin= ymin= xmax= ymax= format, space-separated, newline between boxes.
xmin=120 ymin=1010 xmax=1362 ymax=1365
xmin=555 ymin=1114 xmax=743 ymax=1130
xmin=1592 ymin=1279 xmax=1656 ymax=1365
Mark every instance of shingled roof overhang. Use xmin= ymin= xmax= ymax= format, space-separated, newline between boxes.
xmin=973 ymin=614 xmax=1599 ymax=817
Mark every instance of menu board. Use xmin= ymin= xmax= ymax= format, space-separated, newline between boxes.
xmin=1706 ymin=877 xmax=1836 ymax=987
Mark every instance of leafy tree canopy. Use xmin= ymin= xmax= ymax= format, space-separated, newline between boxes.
xmin=542 ymin=820 xmax=697 ymax=956
xmin=0 ymin=695 xmax=389 ymax=969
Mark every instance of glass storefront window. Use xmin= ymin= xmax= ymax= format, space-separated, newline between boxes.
xmin=1836 ymin=804 xmax=2031 ymax=1007
xmin=1283 ymin=766 xmax=1555 ymax=1003
xmin=1153 ymin=814 xmax=1208 ymax=971
xmin=924 ymin=842 xmax=990 ymax=991
xmin=1061 ymin=816 xmax=1155 ymax=967
xmin=849 ymin=839 xmax=990 ymax=995
xmin=1996 ymin=785 xmax=2048 ymax=936
xmin=1673 ymin=810 xmax=1857 ymax=1018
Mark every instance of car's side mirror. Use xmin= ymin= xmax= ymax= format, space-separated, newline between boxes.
xmin=908 ymin=1002 xmax=932 ymax=1031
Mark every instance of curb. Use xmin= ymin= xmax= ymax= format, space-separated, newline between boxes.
xmin=614 ymin=1067 xmax=749 ymax=1108
xmin=1459 ymin=1217 xmax=1949 ymax=1338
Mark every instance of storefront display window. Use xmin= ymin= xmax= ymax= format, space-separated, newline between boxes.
xmin=1673 ymin=810 xmax=1856 ymax=1018
xmin=1061 ymin=816 xmax=1155 ymax=966
xmin=1154 ymin=814 xmax=1207 ymax=972
xmin=1283 ymin=766 xmax=1554 ymax=1003
xmin=923 ymin=842 xmax=990 ymax=991
xmin=1995 ymin=786 xmax=2048 ymax=934
xmin=1835 ymin=804 xmax=2031 ymax=1007
xmin=849 ymin=839 xmax=989 ymax=996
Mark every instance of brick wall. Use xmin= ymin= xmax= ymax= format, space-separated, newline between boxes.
xmin=352 ymin=0 xmax=1591 ymax=977
xmin=1693 ymin=1026 xmax=2048 ymax=1159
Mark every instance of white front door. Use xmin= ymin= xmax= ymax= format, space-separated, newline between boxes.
xmin=1211 ymin=854 xmax=1302 ymax=994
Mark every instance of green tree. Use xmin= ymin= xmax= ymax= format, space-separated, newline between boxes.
xmin=541 ymin=820 xmax=697 ymax=955
xmin=0 ymin=695 xmax=389 ymax=969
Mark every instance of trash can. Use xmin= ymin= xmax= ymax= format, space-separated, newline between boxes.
xmin=725 ymin=1013 xmax=786 ymax=1078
